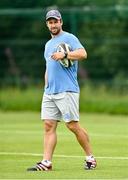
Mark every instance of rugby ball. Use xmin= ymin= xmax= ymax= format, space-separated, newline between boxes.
xmin=57 ymin=43 xmax=73 ymax=68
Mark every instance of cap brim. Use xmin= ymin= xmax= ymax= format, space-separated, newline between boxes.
xmin=46 ymin=16 xmax=60 ymax=21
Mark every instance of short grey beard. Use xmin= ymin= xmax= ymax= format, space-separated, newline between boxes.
xmin=50 ymin=28 xmax=61 ymax=36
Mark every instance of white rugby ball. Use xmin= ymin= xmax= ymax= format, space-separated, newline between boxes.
xmin=57 ymin=43 xmax=73 ymax=68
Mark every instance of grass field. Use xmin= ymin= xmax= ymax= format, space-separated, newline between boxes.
xmin=0 ymin=111 xmax=128 ymax=179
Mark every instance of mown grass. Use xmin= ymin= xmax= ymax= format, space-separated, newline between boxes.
xmin=0 ymin=85 xmax=128 ymax=114
xmin=0 ymin=111 xmax=128 ymax=179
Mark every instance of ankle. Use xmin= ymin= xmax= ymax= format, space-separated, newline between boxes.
xmin=41 ymin=159 xmax=52 ymax=166
xmin=86 ymin=155 xmax=95 ymax=161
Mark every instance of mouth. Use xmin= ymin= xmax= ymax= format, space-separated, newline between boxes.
xmin=51 ymin=28 xmax=57 ymax=31
xmin=50 ymin=28 xmax=60 ymax=35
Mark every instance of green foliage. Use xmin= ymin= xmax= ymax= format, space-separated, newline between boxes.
xmin=0 ymin=87 xmax=42 ymax=111
xmin=0 ymin=0 xmax=128 ymax=87
xmin=78 ymin=10 xmax=128 ymax=80
xmin=80 ymin=85 xmax=128 ymax=114
xmin=0 ymin=86 xmax=128 ymax=114
xmin=0 ymin=0 xmax=128 ymax=8
xmin=0 ymin=0 xmax=50 ymax=8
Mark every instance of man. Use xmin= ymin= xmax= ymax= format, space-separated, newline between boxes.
xmin=27 ymin=9 xmax=97 ymax=171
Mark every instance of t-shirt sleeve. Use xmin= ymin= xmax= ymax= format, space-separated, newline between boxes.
xmin=67 ymin=34 xmax=85 ymax=51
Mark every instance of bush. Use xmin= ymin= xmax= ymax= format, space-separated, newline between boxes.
xmin=0 ymin=85 xmax=128 ymax=114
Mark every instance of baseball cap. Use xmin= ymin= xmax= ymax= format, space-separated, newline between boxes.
xmin=46 ymin=10 xmax=62 ymax=21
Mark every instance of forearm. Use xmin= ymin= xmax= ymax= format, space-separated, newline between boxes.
xmin=51 ymin=48 xmax=87 ymax=61
xmin=67 ymin=48 xmax=87 ymax=60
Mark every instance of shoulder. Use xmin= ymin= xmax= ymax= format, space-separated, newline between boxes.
xmin=63 ymin=32 xmax=84 ymax=50
xmin=45 ymin=39 xmax=52 ymax=47
xmin=63 ymin=31 xmax=78 ymax=39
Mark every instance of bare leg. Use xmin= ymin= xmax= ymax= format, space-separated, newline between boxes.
xmin=66 ymin=121 xmax=92 ymax=156
xmin=43 ymin=120 xmax=58 ymax=161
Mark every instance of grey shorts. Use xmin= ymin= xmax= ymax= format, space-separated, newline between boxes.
xmin=41 ymin=92 xmax=79 ymax=122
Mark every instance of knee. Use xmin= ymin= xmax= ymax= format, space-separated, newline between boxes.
xmin=44 ymin=121 xmax=56 ymax=134
xmin=66 ymin=122 xmax=79 ymax=133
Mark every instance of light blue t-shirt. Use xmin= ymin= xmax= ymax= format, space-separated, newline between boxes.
xmin=44 ymin=31 xmax=84 ymax=94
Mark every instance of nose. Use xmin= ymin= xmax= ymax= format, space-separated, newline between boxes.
xmin=51 ymin=23 xmax=56 ymax=28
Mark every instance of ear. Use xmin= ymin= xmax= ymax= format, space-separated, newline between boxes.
xmin=60 ymin=19 xmax=63 ymax=25
xmin=46 ymin=21 xmax=48 ymax=27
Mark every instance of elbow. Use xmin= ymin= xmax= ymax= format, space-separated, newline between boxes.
xmin=83 ymin=51 xmax=87 ymax=59
xmin=81 ymin=49 xmax=87 ymax=60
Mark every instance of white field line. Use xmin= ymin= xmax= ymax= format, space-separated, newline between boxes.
xmin=0 ymin=179 xmax=126 ymax=180
xmin=0 ymin=152 xmax=128 ymax=160
xmin=0 ymin=130 xmax=128 ymax=138
xmin=0 ymin=179 xmax=127 ymax=180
